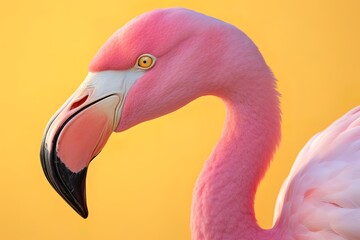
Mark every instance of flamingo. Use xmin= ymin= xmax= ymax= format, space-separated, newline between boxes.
xmin=40 ymin=8 xmax=360 ymax=240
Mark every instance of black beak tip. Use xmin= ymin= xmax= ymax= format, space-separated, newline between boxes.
xmin=69 ymin=181 xmax=89 ymax=219
xmin=40 ymin=142 xmax=90 ymax=218
xmin=81 ymin=211 xmax=88 ymax=219
xmin=78 ymin=206 xmax=89 ymax=219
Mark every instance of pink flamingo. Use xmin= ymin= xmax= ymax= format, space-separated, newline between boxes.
xmin=40 ymin=8 xmax=360 ymax=239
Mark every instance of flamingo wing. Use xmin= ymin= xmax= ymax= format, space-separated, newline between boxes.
xmin=274 ymin=106 xmax=360 ymax=240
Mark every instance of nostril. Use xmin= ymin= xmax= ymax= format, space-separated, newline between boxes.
xmin=70 ymin=95 xmax=88 ymax=110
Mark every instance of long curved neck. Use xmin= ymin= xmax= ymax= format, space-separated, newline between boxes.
xmin=190 ymin=67 xmax=281 ymax=240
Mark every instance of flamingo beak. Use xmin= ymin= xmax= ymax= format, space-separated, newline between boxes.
xmin=40 ymin=70 xmax=143 ymax=218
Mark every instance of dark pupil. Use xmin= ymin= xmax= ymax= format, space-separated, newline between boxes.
xmin=143 ymin=60 xmax=147 ymax=64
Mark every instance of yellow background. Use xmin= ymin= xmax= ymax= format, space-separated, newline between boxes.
xmin=1 ymin=0 xmax=360 ymax=239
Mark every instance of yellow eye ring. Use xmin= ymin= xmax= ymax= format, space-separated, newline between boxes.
xmin=136 ymin=54 xmax=156 ymax=69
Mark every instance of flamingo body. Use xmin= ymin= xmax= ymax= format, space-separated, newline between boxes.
xmin=275 ymin=107 xmax=360 ymax=239
xmin=40 ymin=8 xmax=360 ymax=240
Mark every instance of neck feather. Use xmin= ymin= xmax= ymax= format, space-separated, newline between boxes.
xmin=190 ymin=67 xmax=281 ymax=240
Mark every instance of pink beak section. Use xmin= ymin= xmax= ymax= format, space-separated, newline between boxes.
xmin=57 ymin=95 xmax=119 ymax=173
xmin=40 ymin=93 xmax=120 ymax=218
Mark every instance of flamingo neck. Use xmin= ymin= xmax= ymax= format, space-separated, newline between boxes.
xmin=190 ymin=70 xmax=281 ymax=240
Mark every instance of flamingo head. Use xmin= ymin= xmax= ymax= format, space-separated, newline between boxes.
xmin=40 ymin=8 xmax=263 ymax=218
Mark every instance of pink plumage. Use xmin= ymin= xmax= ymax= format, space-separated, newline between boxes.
xmin=40 ymin=7 xmax=360 ymax=239
xmin=275 ymin=107 xmax=360 ymax=239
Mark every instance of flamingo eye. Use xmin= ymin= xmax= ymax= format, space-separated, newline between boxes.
xmin=136 ymin=54 xmax=156 ymax=69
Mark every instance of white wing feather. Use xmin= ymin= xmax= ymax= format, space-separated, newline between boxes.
xmin=274 ymin=106 xmax=360 ymax=240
